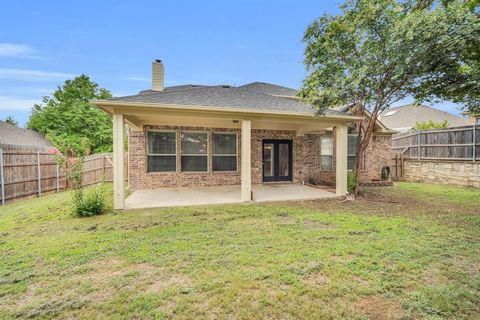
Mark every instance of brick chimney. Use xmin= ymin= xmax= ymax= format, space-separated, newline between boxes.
xmin=152 ymin=59 xmax=164 ymax=91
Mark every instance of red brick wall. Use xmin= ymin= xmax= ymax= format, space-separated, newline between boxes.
xmin=128 ymin=125 xmax=392 ymax=190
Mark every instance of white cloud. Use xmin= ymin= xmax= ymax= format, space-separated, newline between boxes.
xmin=122 ymin=76 xmax=150 ymax=82
xmin=0 ymin=96 xmax=40 ymax=111
xmin=0 ymin=43 xmax=33 ymax=57
xmin=0 ymin=43 xmax=46 ymax=59
xmin=0 ymin=69 xmax=74 ymax=81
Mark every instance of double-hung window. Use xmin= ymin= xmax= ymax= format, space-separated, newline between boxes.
xmin=147 ymin=131 xmax=176 ymax=172
xmin=320 ymin=135 xmax=333 ymax=171
xmin=347 ymin=134 xmax=358 ymax=170
xmin=181 ymin=132 xmax=208 ymax=172
xmin=213 ymin=133 xmax=237 ymax=171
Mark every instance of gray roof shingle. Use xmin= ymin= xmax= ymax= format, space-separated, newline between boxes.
xmin=107 ymin=84 xmax=346 ymax=116
xmin=379 ymin=104 xmax=469 ymax=132
xmin=237 ymin=82 xmax=298 ymax=96
xmin=0 ymin=121 xmax=52 ymax=149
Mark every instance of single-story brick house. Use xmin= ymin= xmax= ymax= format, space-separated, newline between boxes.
xmin=93 ymin=60 xmax=394 ymax=209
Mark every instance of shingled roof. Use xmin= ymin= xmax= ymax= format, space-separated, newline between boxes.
xmin=105 ymin=83 xmax=345 ymax=116
xmin=379 ymin=104 xmax=469 ymax=132
xmin=0 ymin=121 xmax=52 ymax=150
xmin=237 ymin=82 xmax=298 ymax=97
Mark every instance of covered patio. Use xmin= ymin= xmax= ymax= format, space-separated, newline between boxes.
xmin=125 ymin=183 xmax=336 ymax=209
xmin=92 ymin=61 xmax=363 ymax=210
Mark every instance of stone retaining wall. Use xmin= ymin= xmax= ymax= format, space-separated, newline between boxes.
xmin=403 ymin=159 xmax=480 ymax=188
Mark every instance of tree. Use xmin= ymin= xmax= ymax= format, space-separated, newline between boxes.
xmin=299 ymin=0 xmax=480 ymax=194
xmin=409 ymin=0 xmax=480 ymax=115
xmin=415 ymin=120 xmax=449 ymax=130
xmin=28 ymin=75 xmax=113 ymax=156
xmin=4 ymin=116 xmax=18 ymax=127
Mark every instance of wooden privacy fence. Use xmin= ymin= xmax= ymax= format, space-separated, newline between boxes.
xmin=0 ymin=151 xmax=124 ymax=205
xmin=392 ymin=125 xmax=480 ymax=160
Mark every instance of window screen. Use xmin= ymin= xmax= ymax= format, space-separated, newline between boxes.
xmin=320 ymin=135 xmax=333 ymax=171
xmin=181 ymin=132 xmax=207 ymax=171
xmin=213 ymin=133 xmax=237 ymax=171
xmin=147 ymin=131 xmax=176 ymax=172
xmin=348 ymin=134 xmax=357 ymax=170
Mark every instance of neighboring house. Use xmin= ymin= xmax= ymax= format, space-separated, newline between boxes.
xmin=379 ymin=104 xmax=469 ymax=132
xmin=0 ymin=121 xmax=53 ymax=151
xmin=93 ymin=60 xmax=394 ymax=209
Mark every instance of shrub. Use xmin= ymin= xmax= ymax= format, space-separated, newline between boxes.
xmin=72 ymin=184 xmax=106 ymax=217
xmin=347 ymin=170 xmax=357 ymax=193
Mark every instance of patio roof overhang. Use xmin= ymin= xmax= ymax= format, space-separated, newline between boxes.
xmin=91 ymin=99 xmax=357 ymax=210
xmin=91 ymin=99 xmax=364 ymax=132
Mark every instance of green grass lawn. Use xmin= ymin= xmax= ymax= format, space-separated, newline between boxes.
xmin=0 ymin=183 xmax=479 ymax=319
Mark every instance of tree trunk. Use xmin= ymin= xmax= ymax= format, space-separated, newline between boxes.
xmin=352 ymin=106 xmax=380 ymax=195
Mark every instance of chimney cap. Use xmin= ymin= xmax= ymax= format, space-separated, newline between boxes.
xmin=154 ymin=59 xmax=162 ymax=63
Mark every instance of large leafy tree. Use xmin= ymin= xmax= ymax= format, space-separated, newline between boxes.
xmin=299 ymin=0 xmax=480 ymax=193
xmin=28 ymin=75 xmax=113 ymax=155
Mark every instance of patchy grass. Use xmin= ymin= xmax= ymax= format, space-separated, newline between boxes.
xmin=0 ymin=182 xmax=479 ymax=319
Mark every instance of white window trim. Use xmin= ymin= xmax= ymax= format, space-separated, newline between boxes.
xmin=212 ymin=132 xmax=238 ymax=172
xmin=146 ymin=130 xmax=177 ymax=173
xmin=320 ymin=134 xmax=333 ymax=171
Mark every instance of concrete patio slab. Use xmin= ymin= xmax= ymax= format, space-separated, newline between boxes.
xmin=125 ymin=184 xmax=336 ymax=209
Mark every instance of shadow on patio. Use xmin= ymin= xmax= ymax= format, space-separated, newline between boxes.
xmin=125 ymin=184 xmax=337 ymax=209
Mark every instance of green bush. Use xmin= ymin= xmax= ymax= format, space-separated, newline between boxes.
xmin=347 ymin=170 xmax=357 ymax=193
xmin=72 ymin=184 xmax=106 ymax=217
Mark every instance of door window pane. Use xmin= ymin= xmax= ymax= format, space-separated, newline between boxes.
xmin=213 ymin=133 xmax=237 ymax=171
xmin=147 ymin=131 xmax=176 ymax=172
xmin=279 ymin=143 xmax=289 ymax=176
xmin=320 ymin=135 xmax=333 ymax=170
xmin=263 ymin=143 xmax=274 ymax=177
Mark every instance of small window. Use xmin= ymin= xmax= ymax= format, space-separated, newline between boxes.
xmin=147 ymin=131 xmax=176 ymax=172
xmin=181 ymin=132 xmax=208 ymax=172
xmin=320 ymin=135 xmax=333 ymax=171
xmin=348 ymin=134 xmax=357 ymax=170
xmin=213 ymin=133 xmax=237 ymax=171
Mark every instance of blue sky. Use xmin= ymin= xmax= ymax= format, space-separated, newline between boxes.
xmin=0 ymin=0 xmax=462 ymax=127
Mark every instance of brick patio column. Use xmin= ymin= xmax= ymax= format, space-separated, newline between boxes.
xmin=241 ymin=120 xmax=252 ymax=201
xmin=335 ymin=124 xmax=348 ymax=196
xmin=113 ymin=113 xmax=125 ymax=209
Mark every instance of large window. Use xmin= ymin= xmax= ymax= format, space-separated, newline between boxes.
xmin=320 ymin=135 xmax=333 ymax=171
xmin=213 ymin=133 xmax=237 ymax=171
xmin=181 ymin=132 xmax=208 ymax=172
xmin=147 ymin=131 xmax=176 ymax=172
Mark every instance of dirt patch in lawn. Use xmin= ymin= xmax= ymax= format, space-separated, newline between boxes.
xmin=12 ymin=258 xmax=193 ymax=318
xmin=303 ymin=219 xmax=336 ymax=230
xmin=355 ymin=296 xmax=405 ymax=320
xmin=303 ymin=272 xmax=331 ymax=287
xmin=277 ymin=215 xmax=296 ymax=225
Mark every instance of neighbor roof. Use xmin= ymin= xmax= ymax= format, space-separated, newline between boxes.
xmin=0 ymin=121 xmax=52 ymax=149
xmin=105 ymin=83 xmax=346 ymax=116
xmin=379 ymin=104 xmax=469 ymax=132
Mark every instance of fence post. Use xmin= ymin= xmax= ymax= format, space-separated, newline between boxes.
xmin=417 ymin=130 xmax=421 ymax=160
xmin=56 ymin=163 xmax=60 ymax=192
xmin=37 ymin=151 xmax=42 ymax=197
xmin=0 ymin=149 xmax=4 ymax=205
xmin=103 ymin=155 xmax=106 ymax=177
xmin=473 ymin=124 xmax=476 ymax=162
